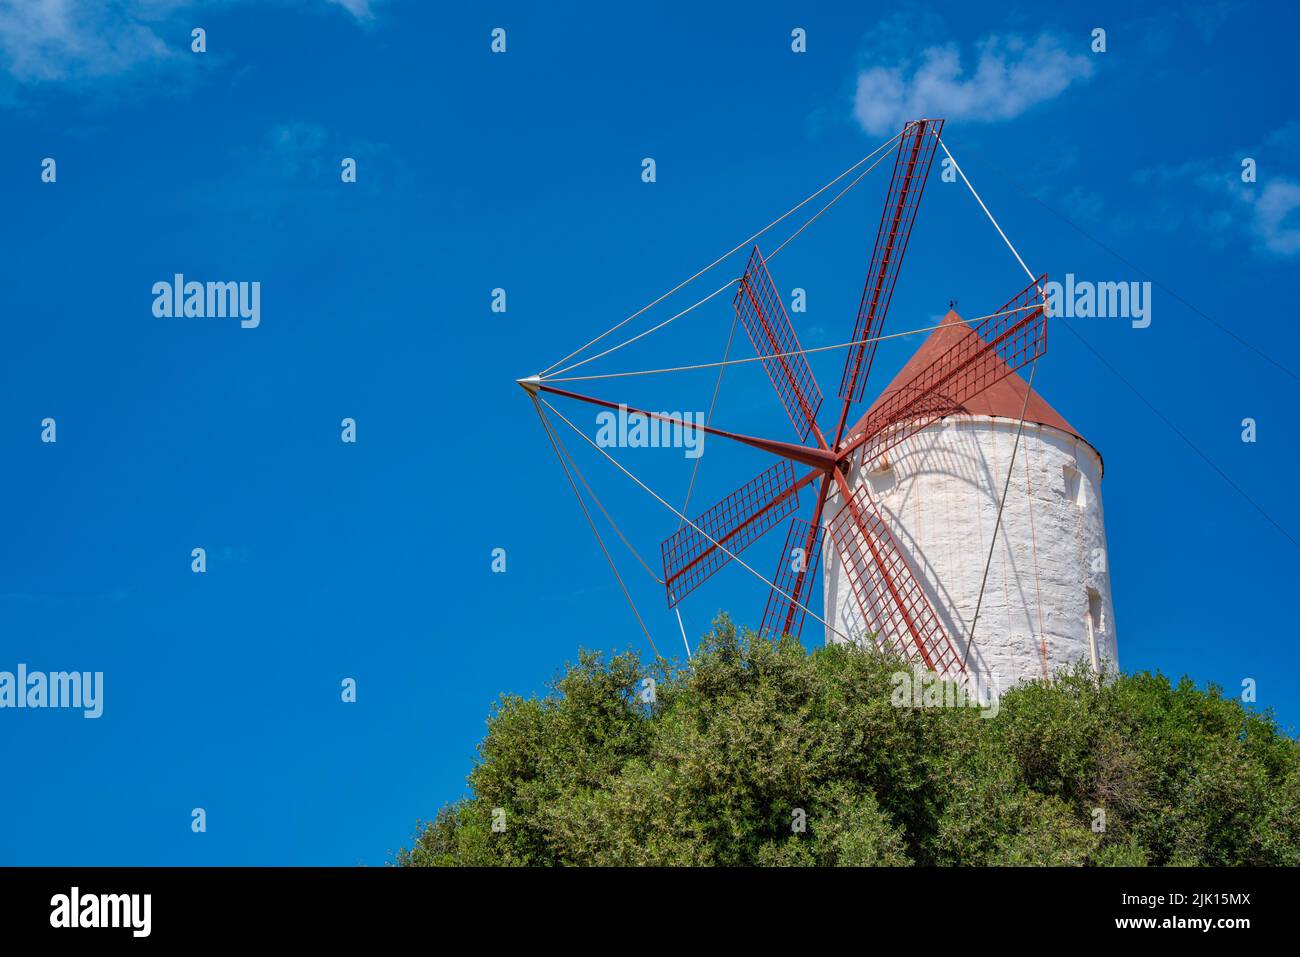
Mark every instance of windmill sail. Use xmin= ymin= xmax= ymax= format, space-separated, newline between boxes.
xmin=660 ymin=461 xmax=800 ymax=606
xmin=838 ymin=118 xmax=944 ymax=405
xmin=852 ymin=276 xmax=1047 ymax=468
xmin=734 ymin=245 xmax=823 ymax=443
xmin=758 ymin=517 xmax=825 ymax=641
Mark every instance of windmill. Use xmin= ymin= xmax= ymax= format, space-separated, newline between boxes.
xmin=520 ymin=118 xmax=1053 ymax=680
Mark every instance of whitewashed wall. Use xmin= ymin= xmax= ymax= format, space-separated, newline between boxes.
xmin=822 ymin=416 xmax=1118 ymax=693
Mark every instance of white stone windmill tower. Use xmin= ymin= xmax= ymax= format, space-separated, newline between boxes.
xmin=824 ymin=310 xmax=1119 ymax=689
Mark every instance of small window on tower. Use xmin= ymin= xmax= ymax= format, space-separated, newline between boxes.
xmin=1062 ymin=464 xmax=1085 ymax=508
xmin=1087 ymin=588 xmax=1104 ymax=633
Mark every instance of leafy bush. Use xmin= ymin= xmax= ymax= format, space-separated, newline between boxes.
xmin=397 ymin=617 xmax=1300 ymax=866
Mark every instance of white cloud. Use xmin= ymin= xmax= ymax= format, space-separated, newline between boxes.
xmin=853 ymin=32 xmax=1095 ymax=136
xmin=0 ymin=0 xmax=180 ymax=84
xmin=271 ymin=120 xmax=327 ymax=154
xmin=1134 ymin=122 xmax=1300 ymax=259
xmin=0 ymin=0 xmax=382 ymax=91
xmin=325 ymin=0 xmax=375 ymax=19
xmin=1245 ymin=179 xmax=1300 ymax=257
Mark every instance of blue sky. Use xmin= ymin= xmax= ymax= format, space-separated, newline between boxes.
xmin=1 ymin=0 xmax=1297 ymax=865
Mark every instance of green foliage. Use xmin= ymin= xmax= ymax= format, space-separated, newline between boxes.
xmin=396 ymin=617 xmax=1300 ymax=867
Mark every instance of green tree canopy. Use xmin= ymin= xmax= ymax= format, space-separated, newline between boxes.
xmin=398 ymin=617 xmax=1300 ymax=866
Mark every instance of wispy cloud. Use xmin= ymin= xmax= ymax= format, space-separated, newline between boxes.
xmin=325 ymin=0 xmax=379 ymax=19
xmin=0 ymin=0 xmax=182 ymax=85
xmin=1245 ymin=122 xmax=1300 ymax=257
xmin=271 ymin=121 xmax=328 ymax=159
xmin=1134 ymin=122 xmax=1300 ymax=259
xmin=194 ymin=120 xmax=392 ymax=239
xmin=1124 ymin=1 xmax=1242 ymax=60
xmin=0 ymin=0 xmax=384 ymax=95
xmin=853 ymin=30 xmax=1094 ymax=136
xmin=1249 ymin=179 xmax=1300 ymax=257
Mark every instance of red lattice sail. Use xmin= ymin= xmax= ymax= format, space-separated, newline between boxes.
xmin=854 ymin=275 xmax=1048 ymax=468
xmin=758 ymin=517 xmax=825 ymax=641
xmin=660 ymin=461 xmax=798 ymax=607
xmin=839 ymin=118 xmax=944 ymax=404
xmin=734 ymin=245 xmax=823 ymax=442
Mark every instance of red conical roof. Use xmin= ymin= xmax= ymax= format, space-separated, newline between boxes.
xmin=853 ymin=309 xmax=1086 ymax=445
